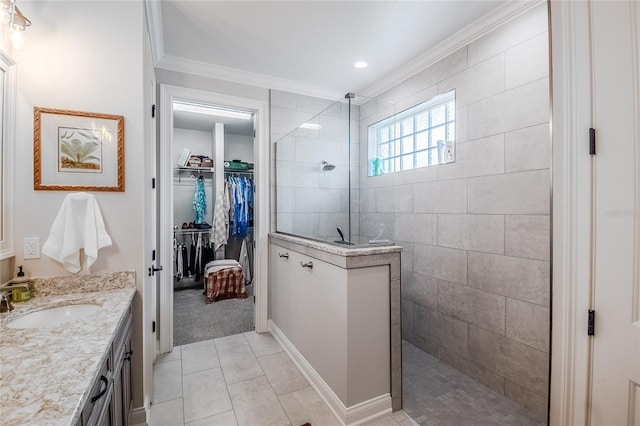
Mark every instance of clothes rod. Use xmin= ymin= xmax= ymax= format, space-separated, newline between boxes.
xmin=173 ymin=228 xmax=212 ymax=234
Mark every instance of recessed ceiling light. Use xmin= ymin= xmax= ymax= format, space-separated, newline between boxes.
xmin=300 ymin=122 xmax=322 ymax=130
xmin=354 ymin=60 xmax=368 ymax=69
xmin=173 ymin=101 xmax=253 ymax=121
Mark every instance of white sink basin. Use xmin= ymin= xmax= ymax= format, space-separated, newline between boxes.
xmin=6 ymin=304 xmax=101 ymax=329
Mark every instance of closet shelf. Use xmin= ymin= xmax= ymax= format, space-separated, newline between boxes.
xmin=175 ymin=166 xmax=214 ymax=173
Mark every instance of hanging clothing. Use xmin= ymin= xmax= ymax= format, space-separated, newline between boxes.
xmin=227 ymin=176 xmax=252 ymax=238
xmin=193 ymin=177 xmax=207 ymax=224
xmin=212 ymin=186 xmax=229 ymax=250
xmin=239 ymin=238 xmax=251 ymax=284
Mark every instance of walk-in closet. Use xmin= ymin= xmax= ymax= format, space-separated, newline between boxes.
xmin=171 ymin=102 xmax=255 ymax=346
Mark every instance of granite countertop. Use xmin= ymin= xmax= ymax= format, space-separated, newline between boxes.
xmin=0 ymin=271 xmax=136 ymax=426
xmin=269 ymin=232 xmax=403 ymax=257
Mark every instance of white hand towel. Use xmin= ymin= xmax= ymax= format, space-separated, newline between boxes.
xmin=42 ymin=192 xmax=112 ymax=273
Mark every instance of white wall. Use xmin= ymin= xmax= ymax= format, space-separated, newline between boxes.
xmin=13 ymin=0 xmax=146 ymax=409
xmin=224 ymin=133 xmax=253 ymax=163
xmin=157 ymin=68 xmax=269 ymax=103
xmin=173 ymin=128 xmax=214 ymax=227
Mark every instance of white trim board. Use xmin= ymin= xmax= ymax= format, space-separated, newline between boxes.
xmin=549 ymin=1 xmax=593 ymax=425
xmin=268 ymin=320 xmax=392 ymax=426
xmin=143 ymin=0 xmax=542 ymax=103
xmin=357 ymin=0 xmax=545 ymax=101
xmin=158 ymin=84 xmax=270 ymax=354
xmin=130 ymin=405 xmax=148 ymax=426
xmin=143 ymin=0 xmax=163 ymax=66
xmin=157 ymin=55 xmax=344 ymax=102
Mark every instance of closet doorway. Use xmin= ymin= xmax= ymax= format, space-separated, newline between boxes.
xmin=158 ymin=85 xmax=269 ymax=354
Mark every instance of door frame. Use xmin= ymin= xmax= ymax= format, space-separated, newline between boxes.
xmin=549 ymin=1 xmax=597 ymax=424
xmin=158 ymin=84 xmax=269 ymax=353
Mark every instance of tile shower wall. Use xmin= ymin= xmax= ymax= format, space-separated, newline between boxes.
xmin=358 ymin=4 xmax=550 ymax=417
xmin=271 ymin=91 xmax=360 ymax=242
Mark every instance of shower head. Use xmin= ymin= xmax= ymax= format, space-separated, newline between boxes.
xmin=322 ymin=160 xmax=336 ymax=171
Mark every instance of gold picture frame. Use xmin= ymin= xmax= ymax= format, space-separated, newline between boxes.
xmin=34 ymin=107 xmax=124 ymax=191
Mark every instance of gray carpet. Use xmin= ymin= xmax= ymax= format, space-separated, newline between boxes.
xmin=173 ymin=284 xmax=254 ymax=346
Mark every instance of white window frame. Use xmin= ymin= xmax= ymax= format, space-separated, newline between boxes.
xmin=368 ymin=90 xmax=455 ymax=176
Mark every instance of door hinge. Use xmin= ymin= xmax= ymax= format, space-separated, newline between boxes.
xmin=152 ymin=178 xmax=156 ymax=189
xmin=588 ymin=309 xmax=595 ymax=336
xmin=152 ymin=321 xmax=156 ymax=333
xmin=152 ymin=104 xmax=156 ymax=118
xmin=253 ymin=129 xmax=256 ymax=138
xmin=253 ymin=295 xmax=256 ymax=304
xmin=589 ymin=128 xmax=596 ymax=155
xmin=152 ymin=250 xmax=156 ymax=261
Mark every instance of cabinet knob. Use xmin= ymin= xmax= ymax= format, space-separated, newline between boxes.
xmin=278 ymin=252 xmax=289 ymax=259
xmin=300 ymin=261 xmax=313 ymax=270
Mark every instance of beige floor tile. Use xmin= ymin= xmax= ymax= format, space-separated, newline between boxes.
xmin=148 ymin=398 xmax=184 ymax=426
xmin=391 ymin=410 xmax=409 ymax=422
xmin=153 ymin=359 xmax=182 ymax=403
xmin=228 ymin=376 xmax=290 ymax=426
xmin=186 ymin=410 xmax=238 ymax=426
xmin=363 ymin=414 xmax=400 ymax=425
xmin=181 ymin=339 xmax=220 ymax=376
xmin=218 ymin=343 xmax=264 ymax=384
xmin=258 ymin=351 xmax=308 ymax=396
xmin=155 ymin=346 xmax=182 ymax=364
xmin=244 ymin=331 xmax=284 ymax=358
xmin=399 ymin=417 xmax=420 ymax=426
xmin=214 ymin=333 xmax=248 ymax=351
xmin=183 ymin=368 xmax=233 ymax=423
xmin=278 ymin=386 xmax=340 ymax=426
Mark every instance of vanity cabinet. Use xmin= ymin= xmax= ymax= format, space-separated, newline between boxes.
xmin=78 ymin=305 xmax=132 ymax=426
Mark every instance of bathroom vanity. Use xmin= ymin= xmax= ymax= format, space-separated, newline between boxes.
xmin=268 ymin=233 xmax=402 ymax=424
xmin=0 ymin=271 xmax=135 ymax=426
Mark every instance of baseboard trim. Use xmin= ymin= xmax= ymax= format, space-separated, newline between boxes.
xmin=130 ymin=405 xmax=148 ymax=426
xmin=346 ymin=394 xmax=393 ymax=426
xmin=268 ymin=320 xmax=391 ymax=425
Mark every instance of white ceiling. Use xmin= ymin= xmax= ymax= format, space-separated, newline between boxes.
xmin=153 ymin=1 xmax=516 ymax=100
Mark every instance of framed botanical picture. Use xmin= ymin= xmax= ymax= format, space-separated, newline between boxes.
xmin=34 ymin=107 xmax=124 ymax=191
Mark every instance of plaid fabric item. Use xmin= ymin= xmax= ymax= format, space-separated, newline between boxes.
xmin=205 ymin=266 xmax=247 ymax=303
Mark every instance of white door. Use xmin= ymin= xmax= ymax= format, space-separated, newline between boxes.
xmin=143 ymin=69 xmax=158 ymax=402
xmin=590 ymin=1 xmax=640 ymax=424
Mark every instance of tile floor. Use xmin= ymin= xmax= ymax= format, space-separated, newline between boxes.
xmin=150 ymin=331 xmax=417 ymax=426
xmin=402 ymin=341 xmax=546 ymax=426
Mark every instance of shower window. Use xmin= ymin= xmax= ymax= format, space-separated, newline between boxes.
xmin=368 ymin=90 xmax=456 ymax=176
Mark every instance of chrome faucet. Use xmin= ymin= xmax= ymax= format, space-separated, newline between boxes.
xmin=0 ymin=290 xmax=14 ymax=312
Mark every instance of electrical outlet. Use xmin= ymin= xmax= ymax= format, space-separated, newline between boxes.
xmin=24 ymin=237 xmax=40 ymax=259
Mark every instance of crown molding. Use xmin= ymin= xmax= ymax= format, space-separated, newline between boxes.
xmin=156 ymin=54 xmax=344 ymax=101
xmin=357 ymin=0 xmax=545 ymax=101
xmin=144 ymin=0 xmax=165 ymax=66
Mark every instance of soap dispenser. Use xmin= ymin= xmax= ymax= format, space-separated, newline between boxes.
xmin=10 ymin=266 xmax=32 ymax=302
